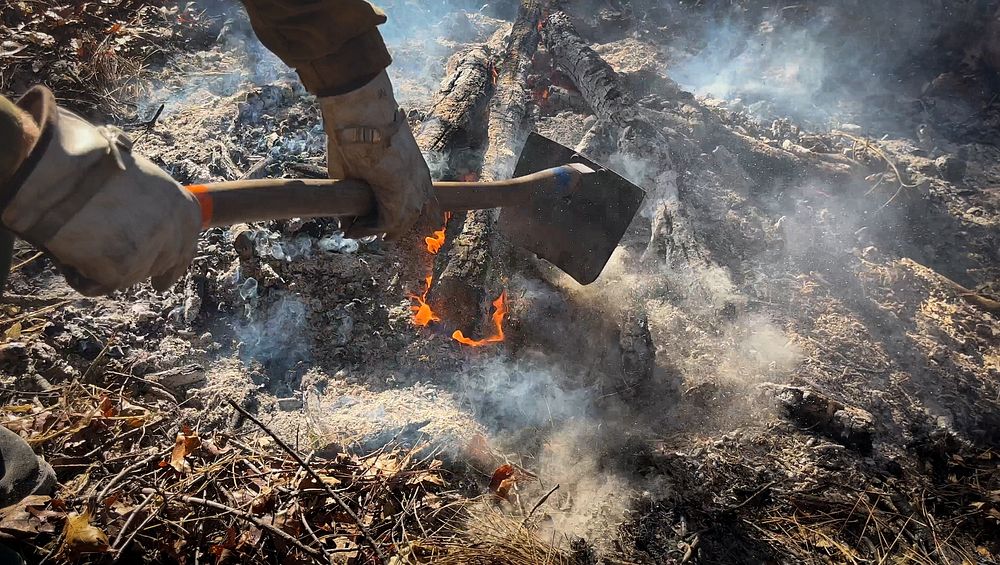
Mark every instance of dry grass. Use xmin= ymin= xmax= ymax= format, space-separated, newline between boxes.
xmin=408 ymin=503 xmax=574 ymax=565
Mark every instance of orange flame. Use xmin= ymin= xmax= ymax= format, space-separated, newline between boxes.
xmin=542 ymin=87 xmax=550 ymax=101
xmin=490 ymin=65 xmax=499 ymax=86
xmin=410 ymin=275 xmax=440 ymax=327
xmin=424 ymin=213 xmax=452 ymax=254
xmin=452 ymin=290 xmax=508 ymax=347
xmin=425 ymin=228 xmax=446 ymax=254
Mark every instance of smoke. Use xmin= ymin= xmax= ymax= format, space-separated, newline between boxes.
xmin=672 ymin=21 xmax=835 ymax=124
xmin=668 ymin=1 xmax=975 ymax=127
xmin=140 ymin=9 xmax=293 ymax=118
xmin=234 ymin=292 xmax=311 ymax=393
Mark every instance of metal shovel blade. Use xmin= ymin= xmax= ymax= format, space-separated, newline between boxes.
xmin=499 ymin=132 xmax=646 ymax=285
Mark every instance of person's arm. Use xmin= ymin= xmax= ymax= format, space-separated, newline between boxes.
xmin=240 ymin=0 xmax=434 ymax=238
xmin=240 ymin=0 xmax=392 ymax=96
xmin=0 ymin=88 xmax=202 ymax=295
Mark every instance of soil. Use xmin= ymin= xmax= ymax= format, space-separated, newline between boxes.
xmin=1 ymin=0 xmax=999 ymax=564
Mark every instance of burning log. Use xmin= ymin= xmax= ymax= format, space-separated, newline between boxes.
xmin=432 ymin=0 xmax=544 ymax=329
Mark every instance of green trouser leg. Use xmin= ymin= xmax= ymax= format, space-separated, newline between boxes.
xmin=0 ymin=230 xmax=14 ymax=297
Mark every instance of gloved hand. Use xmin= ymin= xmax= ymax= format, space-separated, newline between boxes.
xmin=319 ymin=71 xmax=433 ymax=239
xmin=0 ymin=426 xmax=55 ymax=508
xmin=0 ymin=87 xmax=202 ymax=296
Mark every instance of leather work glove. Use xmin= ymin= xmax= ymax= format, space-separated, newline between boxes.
xmin=0 ymin=426 xmax=55 ymax=509
xmin=319 ymin=71 xmax=434 ymax=239
xmin=1 ymin=87 xmax=202 ymax=296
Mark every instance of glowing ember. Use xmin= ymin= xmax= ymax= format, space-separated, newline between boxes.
xmin=409 ymin=275 xmax=440 ymax=327
xmin=452 ymin=290 xmax=508 ymax=347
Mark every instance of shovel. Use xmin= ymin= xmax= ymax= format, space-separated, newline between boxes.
xmin=185 ymin=132 xmax=645 ymax=285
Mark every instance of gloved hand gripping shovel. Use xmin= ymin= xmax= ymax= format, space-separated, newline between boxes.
xmin=185 ymin=133 xmax=644 ymax=285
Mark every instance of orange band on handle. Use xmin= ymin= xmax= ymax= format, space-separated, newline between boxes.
xmin=185 ymin=185 xmax=213 ymax=228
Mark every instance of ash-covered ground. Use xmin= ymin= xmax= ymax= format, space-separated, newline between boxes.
xmin=2 ymin=0 xmax=1000 ymax=563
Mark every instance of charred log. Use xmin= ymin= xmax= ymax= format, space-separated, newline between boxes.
xmin=542 ymin=11 xmax=674 ymax=181
xmin=415 ymin=43 xmax=497 ymax=172
xmin=432 ymin=0 xmax=544 ymax=329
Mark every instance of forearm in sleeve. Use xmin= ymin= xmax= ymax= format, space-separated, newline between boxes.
xmin=0 ymin=95 xmax=39 ymax=190
xmin=240 ymin=0 xmax=393 ymax=96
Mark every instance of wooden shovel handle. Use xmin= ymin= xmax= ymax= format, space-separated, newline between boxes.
xmin=185 ymin=165 xmax=586 ymax=228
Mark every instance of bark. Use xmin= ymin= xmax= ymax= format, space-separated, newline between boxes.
xmin=542 ymin=11 xmax=673 ymax=178
xmin=431 ymin=0 xmax=544 ymax=329
xmin=414 ymin=43 xmax=496 ymax=159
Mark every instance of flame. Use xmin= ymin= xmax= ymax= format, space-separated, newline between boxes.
xmin=425 ymin=228 xmax=446 ymax=254
xmin=410 ymin=275 xmax=440 ymax=327
xmin=452 ymin=290 xmax=508 ymax=347
xmin=490 ymin=65 xmax=498 ymax=86
xmin=423 ymin=213 xmax=452 ymax=254
xmin=542 ymin=87 xmax=550 ymax=101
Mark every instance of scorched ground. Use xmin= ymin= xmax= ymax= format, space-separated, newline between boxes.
xmin=1 ymin=0 xmax=999 ymax=563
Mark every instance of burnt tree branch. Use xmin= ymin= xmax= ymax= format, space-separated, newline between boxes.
xmin=542 ymin=11 xmax=674 ymax=183
xmin=432 ymin=0 xmax=544 ymax=329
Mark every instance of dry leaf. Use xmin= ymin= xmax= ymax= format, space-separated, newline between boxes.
xmin=169 ymin=428 xmax=202 ymax=472
xmin=5 ymin=322 xmax=21 ymax=339
xmin=98 ymin=395 xmax=115 ymax=418
xmin=488 ymin=464 xmax=517 ymax=500
xmin=62 ymin=511 xmax=109 ymax=555
xmin=209 ymin=526 xmax=239 ymax=565
xmin=0 ymin=495 xmax=53 ymax=537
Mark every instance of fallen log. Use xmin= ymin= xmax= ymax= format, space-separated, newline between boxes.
xmin=415 ymin=43 xmax=497 ymax=170
xmin=431 ymin=0 xmax=544 ymax=329
xmin=542 ymin=10 xmax=674 ymax=187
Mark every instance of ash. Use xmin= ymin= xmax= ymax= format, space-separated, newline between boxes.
xmin=2 ymin=0 xmax=1000 ymax=563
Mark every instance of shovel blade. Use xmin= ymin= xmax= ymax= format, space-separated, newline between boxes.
xmin=499 ymin=132 xmax=645 ymax=285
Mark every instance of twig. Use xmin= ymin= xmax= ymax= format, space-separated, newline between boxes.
xmin=139 ymin=488 xmax=323 ymax=560
xmin=225 ymin=398 xmax=387 ymax=564
xmin=143 ymin=104 xmax=164 ymax=129
xmin=522 ymin=484 xmax=559 ymax=525
xmin=95 ymin=450 xmax=165 ymax=504
xmin=730 ymin=480 xmax=780 ymax=510
xmin=110 ymin=491 xmax=157 ymax=550
xmin=10 ymin=252 xmax=43 ymax=273
xmin=0 ymin=300 xmax=71 ymax=325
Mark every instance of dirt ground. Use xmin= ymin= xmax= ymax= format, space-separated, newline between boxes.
xmin=1 ymin=0 xmax=999 ymax=563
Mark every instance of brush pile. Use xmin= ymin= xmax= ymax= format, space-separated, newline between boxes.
xmin=0 ymin=383 xmax=475 ymax=564
xmin=3 ymin=0 xmax=1000 ymax=563
xmin=0 ymin=0 xmax=214 ymax=119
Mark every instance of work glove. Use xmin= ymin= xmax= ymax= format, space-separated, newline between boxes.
xmin=1 ymin=87 xmax=202 ymax=296
xmin=0 ymin=426 xmax=55 ymax=508
xmin=319 ymin=71 xmax=433 ymax=239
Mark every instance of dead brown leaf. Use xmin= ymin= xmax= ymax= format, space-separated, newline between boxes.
xmin=488 ymin=464 xmax=517 ymax=500
xmin=169 ymin=427 xmax=202 ymax=472
xmin=98 ymin=395 xmax=115 ymax=418
xmin=61 ymin=510 xmax=109 ymax=556
xmin=0 ymin=495 xmax=55 ymax=537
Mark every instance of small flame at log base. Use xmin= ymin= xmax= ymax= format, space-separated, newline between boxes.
xmin=409 ymin=214 xmax=508 ymax=345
